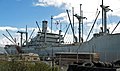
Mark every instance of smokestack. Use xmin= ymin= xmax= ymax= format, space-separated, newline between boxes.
xmin=42 ymin=21 xmax=48 ymax=33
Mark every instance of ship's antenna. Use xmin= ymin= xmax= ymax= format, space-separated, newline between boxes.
xmin=111 ymin=21 xmax=120 ymax=34
xmin=86 ymin=11 xmax=100 ymax=41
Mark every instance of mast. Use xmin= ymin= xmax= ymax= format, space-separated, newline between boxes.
xmin=59 ymin=20 xmax=62 ymax=44
xmin=81 ymin=10 xmax=83 ymax=42
xmin=79 ymin=4 xmax=82 ymax=43
xmin=74 ymin=4 xmax=86 ymax=43
xmin=102 ymin=0 xmax=103 ymax=33
xmin=104 ymin=8 xmax=107 ymax=33
xmin=17 ymin=31 xmax=27 ymax=46
xmin=72 ymin=7 xmax=75 ymax=43
xmin=100 ymin=0 xmax=112 ymax=33
xmin=26 ymin=25 xmax=28 ymax=46
xmin=51 ymin=16 xmax=53 ymax=33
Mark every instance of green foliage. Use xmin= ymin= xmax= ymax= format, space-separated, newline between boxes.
xmin=0 ymin=61 xmax=59 ymax=71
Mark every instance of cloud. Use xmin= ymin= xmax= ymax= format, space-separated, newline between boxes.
xmin=33 ymin=0 xmax=70 ymax=8
xmin=34 ymin=0 xmax=120 ymax=22
xmin=53 ymin=12 xmax=67 ymax=19
xmin=0 ymin=37 xmax=13 ymax=47
xmin=0 ymin=26 xmax=39 ymax=46
xmin=34 ymin=0 xmax=120 ymax=12
xmin=0 ymin=26 xmax=38 ymax=32
xmin=0 ymin=26 xmax=18 ymax=31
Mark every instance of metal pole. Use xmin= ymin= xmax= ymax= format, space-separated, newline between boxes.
xmin=63 ymin=24 xmax=70 ymax=38
xmin=6 ymin=29 xmax=15 ymax=43
xmin=36 ymin=21 xmax=41 ymax=32
xmin=2 ymin=34 xmax=15 ymax=44
xmin=59 ymin=21 xmax=62 ymax=44
xmin=86 ymin=11 xmax=100 ymax=41
xmin=104 ymin=11 xmax=107 ymax=33
xmin=72 ymin=7 xmax=75 ymax=43
xmin=102 ymin=0 xmax=104 ymax=33
xmin=26 ymin=25 xmax=28 ymax=46
xmin=79 ymin=20 xmax=81 ymax=43
xmin=100 ymin=1 xmax=112 ymax=33
xmin=66 ymin=10 xmax=76 ymax=43
xmin=79 ymin=4 xmax=82 ymax=43
xmin=51 ymin=16 xmax=53 ymax=33
xmin=81 ymin=10 xmax=83 ymax=42
xmin=111 ymin=21 xmax=120 ymax=34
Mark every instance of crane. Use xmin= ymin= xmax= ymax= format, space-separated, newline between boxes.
xmin=17 ymin=31 xmax=27 ymax=47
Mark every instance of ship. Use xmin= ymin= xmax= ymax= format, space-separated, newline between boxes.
xmin=3 ymin=1 xmax=120 ymax=62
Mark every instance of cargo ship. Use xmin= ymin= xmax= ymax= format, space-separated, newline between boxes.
xmin=4 ymin=1 xmax=120 ymax=62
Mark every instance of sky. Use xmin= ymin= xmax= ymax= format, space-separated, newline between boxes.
xmin=0 ymin=0 xmax=120 ymax=47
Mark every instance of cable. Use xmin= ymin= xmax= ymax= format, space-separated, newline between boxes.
xmin=111 ymin=21 xmax=120 ymax=34
xmin=86 ymin=11 xmax=100 ymax=41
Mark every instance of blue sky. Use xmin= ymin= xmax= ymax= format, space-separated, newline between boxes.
xmin=0 ymin=0 xmax=68 ymax=46
xmin=0 ymin=0 xmax=120 ymax=46
xmin=0 ymin=0 xmax=63 ymax=27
